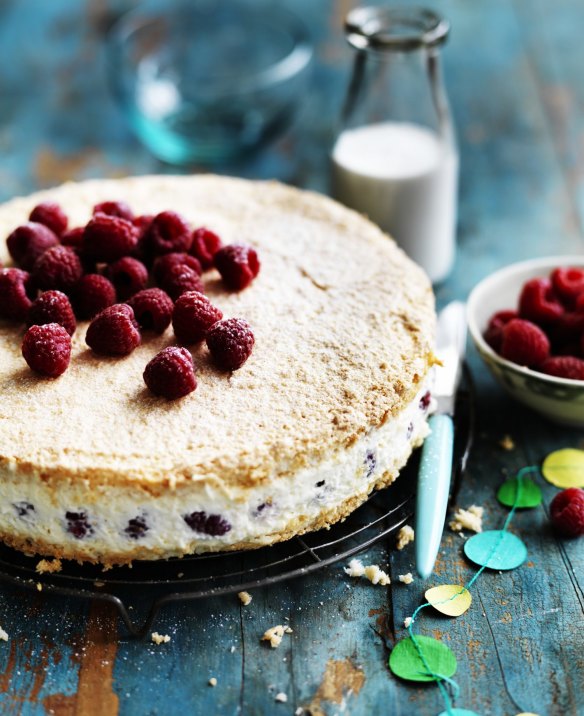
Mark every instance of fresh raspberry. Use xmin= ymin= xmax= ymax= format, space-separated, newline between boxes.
xmin=104 ymin=256 xmax=148 ymax=300
xmin=143 ymin=346 xmax=197 ymax=399
xmin=206 ymin=317 xmax=254 ymax=370
xmin=172 ymin=291 xmax=223 ymax=344
xmin=551 ymin=267 xmax=584 ymax=307
xmin=143 ymin=211 xmax=192 ymax=257
xmin=214 ymin=244 xmax=260 ymax=291
xmin=85 ymin=304 xmax=141 ymax=356
xmin=548 ymin=311 xmax=584 ymax=343
xmin=550 ymin=488 xmax=584 ymax=537
xmin=33 ymin=245 xmax=83 ymax=293
xmin=518 ymin=277 xmax=564 ymax=325
xmin=27 ymin=290 xmax=76 ymax=336
xmin=483 ymin=310 xmax=518 ymax=352
xmin=183 ymin=511 xmax=231 ymax=535
xmin=83 ymin=214 xmax=138 ymax=263
xmin=133 ymin=214 xmax=154 ymax=235
xmin=500 ymin=318 xmax=550 ymax=367
xmin=0 ymin=269 xmax=36 ymax=321
xmin=153 ymin=252 xmax=202 ymax=284
xmin=60 ymin=226 xmax=85 ymax=250
xmin=7 ymin=222 xmax=59 ymax=271
xmin=73 ymin=274 xmax=116 ymax=320
xmin=21 ymin=323 xmax=71 ymax=377
xmin=29 ymin=201 xmax=68 ymax=237
xmin=127 ymin=288 xmax=174 ymax=333
xmin=190 ymin=227 xmax=222 ymax=270
xmin=540 ymin=356 xmax=584 ymax=380
xmin=93 ymin=200 xmax=134 ymax=221
xmin=158 ymin=263 xmax=204 ymax=301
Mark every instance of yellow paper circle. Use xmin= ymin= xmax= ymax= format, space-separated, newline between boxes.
xmin=542 ymin=449 xmax=584 ymax=488
xmin=425 ymin=584 xmax=472 ymax=617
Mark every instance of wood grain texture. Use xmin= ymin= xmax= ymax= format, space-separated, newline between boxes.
xmin=0 ymin=0 xmax=583 ymax=714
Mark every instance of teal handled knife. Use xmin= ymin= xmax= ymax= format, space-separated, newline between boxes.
xmin=415 ymin=301 xmax=467 ymax=579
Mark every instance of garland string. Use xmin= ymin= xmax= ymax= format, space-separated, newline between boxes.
xmin=403 ymin=465 xmax=540 ymax=715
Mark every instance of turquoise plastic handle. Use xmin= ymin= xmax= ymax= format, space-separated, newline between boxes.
xmin=415 ymin=413 xmax=455 ymax=579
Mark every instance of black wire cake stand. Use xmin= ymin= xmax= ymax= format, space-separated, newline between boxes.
xmin=0 ymin=368 xmax=475 ymax=638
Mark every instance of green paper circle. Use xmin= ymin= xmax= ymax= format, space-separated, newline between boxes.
xmin=389 ymin=635 xmax=457 ymax=682
xmin=437 ymin=710 xmax=481 ymax=716
xmin=497 ymin=477 xmax=542 ymax=508
xmin=464 ymin=530 xmax=527 ymax=570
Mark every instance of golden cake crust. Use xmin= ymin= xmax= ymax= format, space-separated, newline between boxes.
xmin=0 ymin=175 xmax=435 ymax=492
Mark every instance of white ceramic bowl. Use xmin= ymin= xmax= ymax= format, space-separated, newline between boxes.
xmin=467 ymin=255 xmax=584 ymax=427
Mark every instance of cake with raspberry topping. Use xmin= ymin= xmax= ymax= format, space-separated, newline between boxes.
xmin=0 ymin=175 xmax=435 ymax=566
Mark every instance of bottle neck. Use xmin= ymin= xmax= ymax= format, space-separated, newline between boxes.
xmin=340 ymin=45 xmax=453 ymax=146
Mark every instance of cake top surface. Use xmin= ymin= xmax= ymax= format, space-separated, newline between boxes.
xmin=0 ymin=175 xmax=435 ymax=488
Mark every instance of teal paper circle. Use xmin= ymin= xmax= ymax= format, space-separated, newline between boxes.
xmin=464 ymin=530 xmax=527 ymax=570
xmin=437 ymin=710 xmax=481 ymax=716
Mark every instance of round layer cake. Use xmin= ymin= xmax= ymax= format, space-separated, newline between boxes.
xmin=0 ymin=175 xmax=435 ymax=566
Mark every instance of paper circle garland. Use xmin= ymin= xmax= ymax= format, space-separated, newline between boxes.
xmin=425 ymin=585 xmax=472 ymax=617
xmin=464 ymin=530 xmax=527 ymax=570
xmin=497 ymin=477 xmax=542 ymax=508
xmin=542 ymin=449 xmax=584 ymax=488
xmin=389 ymin=635 xmax=457 ymax=682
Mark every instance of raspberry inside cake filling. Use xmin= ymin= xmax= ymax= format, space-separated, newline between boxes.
xmin=0 ymin=176 xmax=436 ymax=566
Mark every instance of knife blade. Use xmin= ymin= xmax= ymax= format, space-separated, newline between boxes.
xmin=415 ymin=301 xmax=467 ymax=578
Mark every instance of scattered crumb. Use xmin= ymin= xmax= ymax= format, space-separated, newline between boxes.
xmin=36 ymin=582 xmax=42 ymax=592
xmin=275 ymin=693 xmax=288 ymax=703
xmin=398 ymin=573 xmax=414 ymax=585
xmin=404 ymin=617 xmax=413 ymax=629
xmin=177 ymin=572 xmax=184 ymax=578
xmin=151 ymin=632 xmax=171 ymax=645
xmin=36 ymin=558 xmax=62 ymax=574
xmin=344 ymin=558 xmax=365 ymax=578
xmin=230 ymin=645 xmax=236 ymax=653
xmin=449 ymin=505 xmax=484 ymax=533
xmin=295 ymin=709 xmax=304 ymax=716
xmin=208 ymin=677 xmax=217 ymax=687
xmin=499 ymin=435 xmax=515 ymax=451
xmin=238 ymin=591 xmax=252 ymax=606
xmin=93 ymin=581 xmax=105 ymax=588
xmin=396 ymin=525 xmax=415 ymax=550
xmin=344 ymin=559 xmax=390 ymax=585
xmin=0 ymin=627 xmax=8 ymax=642
xmin=261 ymin=625 xmax=293 ymax=648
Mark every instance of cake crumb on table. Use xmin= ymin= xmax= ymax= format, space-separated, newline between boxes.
xmin=275 ymin=693 xmax=287 ymax=703
xmin=238 ymin=591 xmax=252 ymax=606
xmin=151 ymin=632 xmax=171 ymax=645
xmin=499 ymin=434 xmax=515 ymax=450
xmin=398 ymin=572 xmax=414 ymax=584
xmin=0 ymin=627 xmax=8 ymax=642
xmin=295 ymin=709 xmax=304 ymax=716
xmin=208 ymin=677 xmax=217 ymax=687
xmin=36 ymin=558 xmax=62 ymax=574
xmin=261 ymin=625 xmax=293 ymax=648
xmin=449 ymin=505 xmax=484 ymax=533
xmin=396 ymin=525 xmax=415 ymax=550
xmin=404 ymin=617 xmax=413 ymax=628
xmin=344 ymin=559 xmax=390 ymax=586
xmin=36 ymin=582 xmax=42 ymax=591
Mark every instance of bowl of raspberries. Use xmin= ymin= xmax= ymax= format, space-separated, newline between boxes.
xmin=467 ymin=255 xmax=584 ymax=427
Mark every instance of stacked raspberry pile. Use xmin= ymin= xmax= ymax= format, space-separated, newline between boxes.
xmin=0 ymin=200 xmax=260 ymax=398
xmin=484 ymin=267 xmax=584 ymax=380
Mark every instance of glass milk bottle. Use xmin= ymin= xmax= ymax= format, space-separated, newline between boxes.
xmin=331 ymin=7 xmax=458 ymax=283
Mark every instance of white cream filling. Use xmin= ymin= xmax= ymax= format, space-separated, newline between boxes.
xmin=0 ymin=383 xmax=431 ymax=560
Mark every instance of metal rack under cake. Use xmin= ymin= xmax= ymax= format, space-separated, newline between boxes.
xmin=0 ymin=367 xmax=475 ymax=638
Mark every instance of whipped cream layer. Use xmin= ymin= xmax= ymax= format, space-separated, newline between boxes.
xmin=0 ymin=384 xmax=431 ymax=564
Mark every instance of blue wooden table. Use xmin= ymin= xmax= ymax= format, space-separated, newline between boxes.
xmin=0 ymin=1 xmax=583 ymax=714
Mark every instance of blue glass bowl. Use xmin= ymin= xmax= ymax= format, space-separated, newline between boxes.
xmin=107 ymin=1 xmax=313 ymax=165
